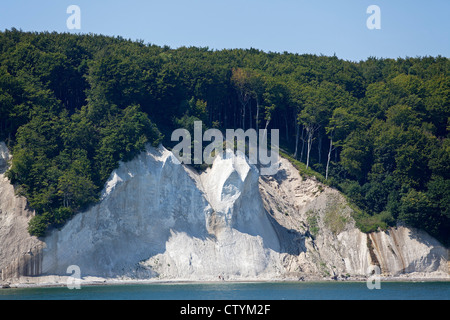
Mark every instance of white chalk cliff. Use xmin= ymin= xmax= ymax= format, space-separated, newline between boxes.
xmin=42 ymin=147 xmax=286 ymax=280
xmin=0 ymin=142 xmax=448 ymax=283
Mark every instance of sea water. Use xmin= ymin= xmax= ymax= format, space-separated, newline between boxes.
xmin=0 ymin=281 xmax=449 ymax=300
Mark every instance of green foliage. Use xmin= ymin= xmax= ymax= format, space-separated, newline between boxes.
xmin=352 ymin=210 xmax=394 ymax=234
xmin=398 ymin=177 xmax=450 ymax=246
xmin=0 ymin=30 xmax=448 ymax=245
xmin=27 ymin=212 xmax=52 ymax=237
xmin=306 ymin=210 xmax=320 ymax=237
xmin=323 ymin=201 xmax=349 ymax=235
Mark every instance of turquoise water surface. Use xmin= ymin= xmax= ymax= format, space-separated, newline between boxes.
xmin=1 ymin=281 xmax=449 ymax=300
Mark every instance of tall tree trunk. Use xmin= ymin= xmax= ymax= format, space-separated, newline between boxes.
xmin=326 ymin=136 xmax=333 ymax=180
xmin=261 ymin=118 xmax=271 ymax=150
xmin=300 ymin=126 xmax=305 ymax=162
xmin=263 ymin=118 xmax=270 ymax=137
xmin=306 ymin=126 xmax=313 ymax=169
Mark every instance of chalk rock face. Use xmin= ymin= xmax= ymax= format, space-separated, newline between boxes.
xmin=41 ymin=147 xmax=285 ymax=280
xmin=367 ymin=226 xmax=448 ymax=276
xmin=0 ymin=142 xmax=42 ymax=280
xmin=142 ymin=150 xmax=285 ymax=280
xmin=0 ymin=142 xmax=448 ymax=282
xmin=200 ymin=149 xmax=281 ymax=250
xmin=259 ymin=156 xmax=449 ymax=279
xmin=42 ymin=147 xmax=211 ymax=277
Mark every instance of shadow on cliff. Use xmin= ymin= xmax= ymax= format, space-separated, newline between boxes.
xmin=402 ymin=225 xmax=448 ymax=249
xmin=264 ymin=210 xmax=305 ymax=255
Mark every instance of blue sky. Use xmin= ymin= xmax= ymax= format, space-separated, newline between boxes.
xmin=0 ymin=0 xmax=449 ymax=61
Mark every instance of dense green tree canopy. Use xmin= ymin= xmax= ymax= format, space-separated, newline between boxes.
xmin=0 ymin=29 xmax=448 ymax=246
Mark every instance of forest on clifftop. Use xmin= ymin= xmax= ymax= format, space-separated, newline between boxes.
xmin=0 ymin=29 xmax=448 ymax=246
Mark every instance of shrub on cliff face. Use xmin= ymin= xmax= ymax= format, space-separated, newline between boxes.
xmin=27 ymin=212 xmax=51 ymax=237
xmin=323 ymin=201 xmax=349 ymax=235
xmin=306 ymin=210 xmax=320 ymax=237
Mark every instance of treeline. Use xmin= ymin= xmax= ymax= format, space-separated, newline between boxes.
xmin=0 ymin=29 xmax=448 ymax=245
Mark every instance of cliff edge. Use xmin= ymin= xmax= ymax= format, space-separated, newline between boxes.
xmin=0 ymin=142 xmax=448 ymax=284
